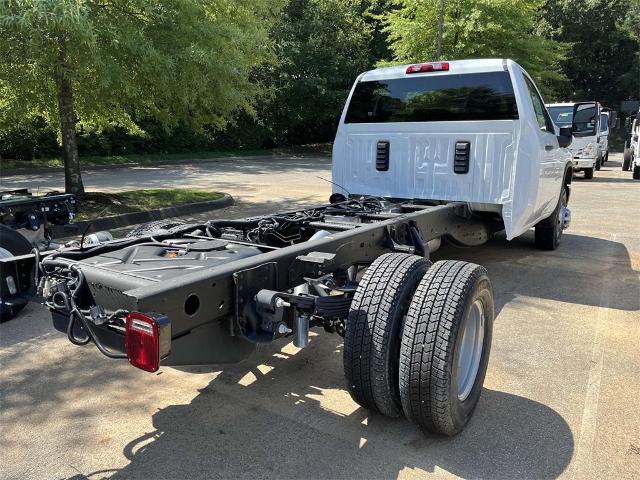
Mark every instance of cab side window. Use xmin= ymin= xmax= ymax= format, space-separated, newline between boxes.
xmin=524 ymin=76 xmax=555 ymax=133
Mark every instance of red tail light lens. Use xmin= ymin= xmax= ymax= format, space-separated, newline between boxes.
xmin=125 ymin=312 xmax=171 ymax=372
xmin=406 ymin=62 xmax=449 ymax=74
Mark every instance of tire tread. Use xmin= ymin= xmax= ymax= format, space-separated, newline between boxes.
xmin=399 ymin=260 xmax=490 ymax=435
xmin=344 ymin=253 xmax=428 ymax=417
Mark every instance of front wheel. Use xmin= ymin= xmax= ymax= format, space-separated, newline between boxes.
xmin=633 ymin=164 xmax=640 ymax=180
xmin=344 ymin=253 xmax=430 ymax=417
xmin=0 ymin=225 xmax=33 ymax=321
xmin=534 ymin=186 xmax=568 ymax=250
xmin=595 ymin=156 xmax=601 ymax=171
xmin=399 ymin=260 xmax=494 ymax=436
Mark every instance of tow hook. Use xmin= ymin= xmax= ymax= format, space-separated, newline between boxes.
xmin=561 ymin=206 xmax=571 ymax=230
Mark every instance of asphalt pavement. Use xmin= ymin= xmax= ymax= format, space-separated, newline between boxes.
xmin=1 ymin=154 xmax=639 ymax=479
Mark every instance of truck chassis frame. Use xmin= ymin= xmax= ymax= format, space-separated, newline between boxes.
xmin=2 ymin=198 xmax=494 ymax=365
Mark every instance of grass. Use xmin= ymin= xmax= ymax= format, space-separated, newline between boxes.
xmin=75 ymin=189 xmax=225 ymax=221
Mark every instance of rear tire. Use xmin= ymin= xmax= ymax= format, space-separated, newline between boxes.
xmin=623 ymin=149 xmax=632 ymax=171
xmin=583 ymin=167 xmax=594 ymax=179
xmin=534 ymin=186 xmax=567 ymax=250
xmin=633 ymin=164 xmax=640 ymax=180
xmin=126 ymin=220 xmax=186 ymax=237
xmin=344 ymin=253 xmax=430 ymax=417
xmin=0 ymin=225 xmax=33 ymax=321
xmin=399 ymin=260 xmax=494 ymax=436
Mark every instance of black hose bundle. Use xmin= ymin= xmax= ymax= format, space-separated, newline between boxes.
xmin=42 ymin=260 xmax=126 ymax=358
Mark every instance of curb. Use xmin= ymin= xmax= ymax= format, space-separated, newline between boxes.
xmin=51 ymin=193 xmax=234 ymax=238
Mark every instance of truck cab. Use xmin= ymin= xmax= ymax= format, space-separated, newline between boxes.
xmin=547 ymin=102 xmax=601 ymax=179
xmin=333 ymin=58 xmax=574 ymax=242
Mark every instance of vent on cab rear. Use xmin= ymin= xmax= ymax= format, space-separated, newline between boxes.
xmin=376 ymin=141 xmax=390 ymax=171
xmin=454 ymin=141 xmax=470 ymax=174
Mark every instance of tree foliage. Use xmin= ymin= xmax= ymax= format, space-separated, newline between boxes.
xmin=381 ymin=0 xmax=569 ymax=96
xmin=0 ymin=0 xmax=279 ymax=191
xmin=1 ymin=0 xmax=639 ymax=169
xmin=256 ymin=0 xmax=376 ymax=145
xmin=543 ymin=0 xmax=640 ymax=104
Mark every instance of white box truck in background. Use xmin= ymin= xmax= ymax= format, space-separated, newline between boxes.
xmin=547 ymin=102 xmax=601 ymax=179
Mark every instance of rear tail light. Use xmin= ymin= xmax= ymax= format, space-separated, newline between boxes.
xmin=125 ymin=312 xmax=171 ymax=372
xmin=406 ymin=62 xmax=449 ymax=74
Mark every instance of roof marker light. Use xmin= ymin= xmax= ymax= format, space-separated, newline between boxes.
xmin=406 ymin=62 xmax=449 ymax=74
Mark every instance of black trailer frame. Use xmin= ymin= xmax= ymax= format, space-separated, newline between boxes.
xmin=1 ymin=199 xmax=494 ymax=365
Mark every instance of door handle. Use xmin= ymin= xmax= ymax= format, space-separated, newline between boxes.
xmin=545 ymin=145 xmax=554 ymax=151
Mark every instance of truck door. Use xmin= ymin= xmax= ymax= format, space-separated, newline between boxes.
xmin=522 ymin=75 xmax=562 ymax=217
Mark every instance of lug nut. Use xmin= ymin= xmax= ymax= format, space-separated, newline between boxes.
xmin=275 ymin=298 xmax=291 ymax=308
xmin=277 ymin=323 xmax=292 ymax=335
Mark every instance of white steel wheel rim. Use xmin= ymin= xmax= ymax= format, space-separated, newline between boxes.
xmin=456 ymin=299 xmax=485 ymax=401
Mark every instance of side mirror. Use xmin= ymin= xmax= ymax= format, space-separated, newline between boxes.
xmin=572 ymin=102 xmax=597 ymax=136
xmin=558 ymin=126 xmax=572 ymax=148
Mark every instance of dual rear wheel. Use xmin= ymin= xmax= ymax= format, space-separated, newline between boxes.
xmin=344 ymin=253 xmax=494 ymax=436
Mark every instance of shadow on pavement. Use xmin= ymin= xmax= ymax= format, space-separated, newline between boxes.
xmin=579 ymin=175 xmax=638 ymax=183
xmin=433 ymin=232 xmax=639 ymax=313
xmin=68 ymin=335 xmax=574 ymax=480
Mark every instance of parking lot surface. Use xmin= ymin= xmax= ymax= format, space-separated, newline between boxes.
xmin=1 ymin=154 xmax=639 ymax=479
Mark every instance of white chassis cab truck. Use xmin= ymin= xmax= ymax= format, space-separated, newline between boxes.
xmin=623 ymin=112 xmax=640 ymax=179
xmin=0 ymin=59 xmax=578 ymax=437
xmin=334 ymin=59 xmax=574 ymax=245
xmin=547 ymin=102 xmax=601 ymax=179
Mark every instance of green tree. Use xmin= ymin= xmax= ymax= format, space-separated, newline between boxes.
xmin=0 ymin=0 xmax=278 ymax=193
xmin=381 ymin=0 xmax=568 ymax=96
xmin=258 ymin=0 xmax=375 ymax=145
xmin=543 ymin=0 xmax=640 ymax=105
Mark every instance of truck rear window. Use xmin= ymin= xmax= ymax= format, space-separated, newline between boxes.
xmin=344 ymin=72 xmax=518 ymax=123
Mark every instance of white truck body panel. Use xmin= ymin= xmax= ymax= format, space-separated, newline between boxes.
xmin=332 ymin=59 xmax=571 ymax=240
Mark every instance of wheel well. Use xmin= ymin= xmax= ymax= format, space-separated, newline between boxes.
xmin=563 ymin=165 xmax=573 ymax=201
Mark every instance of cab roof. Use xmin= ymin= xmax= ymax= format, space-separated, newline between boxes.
xmin=359 ymin=58 xmax=513 ymax=82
